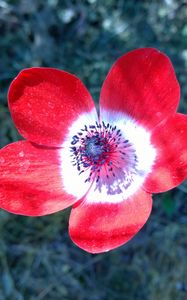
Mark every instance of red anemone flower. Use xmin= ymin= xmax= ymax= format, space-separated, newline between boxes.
xmin=0 ymin=48 xmax=187 ymax=253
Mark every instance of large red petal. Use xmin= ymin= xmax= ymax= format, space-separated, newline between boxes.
xmin=0 ymin=141 xmax=78 ymax=216
xmin=8 ymin=68 xmax=96 ymax=147
xmin=144 ymin=113 xmax=187 ymax=193
xmin=100 ymin=48 xmax=180 ymax=128
xmin=69 ymin=189 xmax=152 ymax=253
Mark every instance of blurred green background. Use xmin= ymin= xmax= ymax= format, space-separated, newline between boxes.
xmin=0 ymin=0 xmax=187 ymax=299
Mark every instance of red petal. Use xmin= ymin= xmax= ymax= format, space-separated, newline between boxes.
xmin=100 ymin=48 xmax=180 ymax=128
xmin=0 ymin=141 xmax=78 ymax=216
xmin=8 ymin=68 xmax=96 ymax=146
xmin=144 ymin=113 xmax=187 ymax=193
xmin=69 ymin=189 xmax=152 ymax=253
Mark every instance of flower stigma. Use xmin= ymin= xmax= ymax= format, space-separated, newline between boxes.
xmin=70 ymin=121 xmax=139 ymax=187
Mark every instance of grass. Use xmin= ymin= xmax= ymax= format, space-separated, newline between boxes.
xmin=0 ymin=0 xmax=187 ymax=299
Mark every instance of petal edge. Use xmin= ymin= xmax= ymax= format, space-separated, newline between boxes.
xmin=8 ymin=68 xmax=96 ymax=146
xmin=100 ymin=48 xmax=180 ymax=129
xmin=69 ymin=189 xmax=152 ymax=253
xmin=144 ymin=113 xmax=187 ymax=193
xmin=0 ymin=141 xmax=78 ymax=216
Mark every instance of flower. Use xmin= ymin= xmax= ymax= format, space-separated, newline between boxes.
xmin=0 ymin=48 xmax=187 ymax=254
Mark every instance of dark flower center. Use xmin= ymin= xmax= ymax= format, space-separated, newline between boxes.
xmin=84 ymin=134 xmax=110 ymax=164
